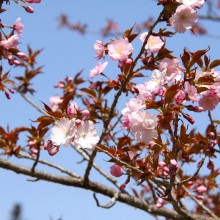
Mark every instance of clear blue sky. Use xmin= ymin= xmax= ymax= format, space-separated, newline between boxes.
xmin=1 ymin=1 xmax=220 ymax=220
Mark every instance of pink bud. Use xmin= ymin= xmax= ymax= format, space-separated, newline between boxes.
xmin=9 ymin=88 xmax=15 ymax=94
xmin=158 ymin=161 xmax=166 ymax=168
xmin=82 ymin=109 xmax=90 ymax=117
xmin=182 ymin=113 xmax=195 ymax=124
xmin=28 ymin=140 xmax=37 ymax=147
xmin=30 ymin=148 xmax=38 ymax=157
xmin=44 ymin=140 xmax=53 ymax=150
xmin=13 ymin=59 xmax=21 ymax=65
xmin=170 ymin=159 xmax=178 ymax=169
xmin=208 ymin=132 xmax=215 ymax=138
xmin=17 ymin=52 xmax=27 ymax=59
xmin=23 ymin=6 xmax=34 ymax=13
xmin=5 ymin=91 xmax=11 ymax=99
xmin=67 ymin=77 xmax=73 ymax=83
xmin=25 ymin=0 xmax=41 ymax=3
xmin=110 ymin=164 xmax=122 ymax=177
xmin=196 ymin=185 xmax=207 ymax=194
xmin=53 ymin=83 xmax=59 ymax=88
xmin=75 ymin=119 xmax=82 ymax=125
xmin=196 ymin=195 xmax=205 ymax=200
xmin=48 ymin=145 xmax=59 ymax=156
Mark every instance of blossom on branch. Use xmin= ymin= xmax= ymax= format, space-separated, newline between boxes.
xmin=176 ymin=0 xmax=205 ymax=8
xmin=94 ymin=40 xmax=106 ymax=59
xmin=50 ymin=118 xmax=75 ymax=146
xmin=140 ymin=32 xmax=164 ymax=53
xmin=0 ymin=35 xmax=19 ymax=49
xmin=89 ymin=61 xmax=108 ymax=78
xmin=169 ymin=5 xmax=198 ymax=33
xmin=13 ymin=18 xmax=24 ymax=36
xmin=107 ymin=38 xmax=133 ymax=62
xmin=72 ymin=120 xmax=100 ymax=150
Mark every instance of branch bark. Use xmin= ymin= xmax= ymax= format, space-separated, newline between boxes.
xmin=0 ymin=159 xmax=217 ymax=220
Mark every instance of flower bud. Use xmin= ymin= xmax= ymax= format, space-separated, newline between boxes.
xmin=110 ymin=164 xmax=122 ymax=177
xmin=23 ymin=6 xmax=34 ymax=13
xmin=48 ymin=145 xmax=59 ymax=156
xmin=82 ymin=109 xmax=90 ymax=117
xmin=182 ymin=113 xmax=195 ymax=124
xmin=17 ymin=52 xmax=27 ymax=59
xmin=196 ymin=185 xmax=207 ymax=194
xmin=44 ymin=140 xmax=53 ymax=150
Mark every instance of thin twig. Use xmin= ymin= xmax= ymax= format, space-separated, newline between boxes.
xmin=93 ymin=192 xmax=119 ymax=209
xmin=176 ymin=157 xmax=206 ymax=185
xmin=19 ymin=91 xmax=50 ymax=116
xmin=177 ymin=177 xmax=219 ymax=219
xmin=18 ymin=153 xmax=80 ymax=178
xmin=73 ymin=146 xmax=120 ymax=189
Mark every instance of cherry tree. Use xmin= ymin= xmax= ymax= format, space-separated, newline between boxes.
xmin=1 ymin=0 xmax=220 ymax=219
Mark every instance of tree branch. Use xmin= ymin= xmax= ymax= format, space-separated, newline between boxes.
xmin=0 ymin=158 xmax=214 ymax=220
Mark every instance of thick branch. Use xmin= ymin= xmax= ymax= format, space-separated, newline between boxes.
xmin=0 ymin=158 xmax=214 ymax=220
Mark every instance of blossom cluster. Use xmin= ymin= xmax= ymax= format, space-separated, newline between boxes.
xmin=90 ymin=37 xmax=133 ymax=78
xmin=0 ymin=18 xmax=25 ymax=65
xmin=44 ymin=101 xmax=100 ymax=156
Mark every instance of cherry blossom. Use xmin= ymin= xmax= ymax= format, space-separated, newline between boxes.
xmin=50 ymin=118 xmax=75 ymax=146
xmin=129 ymin=110 xmax=158 ymax=144
xmin=184 ymin=81 xmax=200 ymax=102
xmin=89 ymin=61 xmax=108 ymax=78
xmin=199 ymin=89 xmax=220 ymax=111
xmin=176 ymin=0 xmax=205 ymax=8
xmin=94 ymin=40 xmax=106 ymax=59
xmin=158 ymin=58 xmax=182 ymax=82
xmin=67 ymin=102 xmax=79 ymax=117
xmin=140 ymin=32 xmax=164 ymax=53
xmin=13 ymin=18 xmax=24 ymax=36
xmin=49 ymin=95 xmax=63 ymax=111
xmin=169 ymin=5 xmax=198 ymax=33
xmin=72 ymin=120 xmax=100 ymax=150
xmin=107 ymin=38 xmax=133 ymax=62
xmin=174 ymin=90 xmax=186 ymax=104
xmin=0 ymin=35 xmax=19 ymax=49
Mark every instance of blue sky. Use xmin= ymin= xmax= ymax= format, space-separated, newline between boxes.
xmin=1 ymin=1 xmax=220 ymax=220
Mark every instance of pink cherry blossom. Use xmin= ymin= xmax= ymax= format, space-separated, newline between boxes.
xmin=49 ymin=94 xmax=63 ymax=111
xmin=140 ymin=32 xmax=164 ymax=53
xmin=196 ymin=185 xmax=207 ymax=194
xmin=0 ymin=35 xmax=19 ymax=49
xmin=110 ymin=164 xmax=122 ymax=177
xmin=129 ymin=110 xmax=158 ymax=144
xmin=169 ymin=5 xmax=198 ymax=33
xmin=158 ymin=58 xmax=182 ymax=82
xmin=199 ymin=89 xmax=220 ymax=111
xmin=72 ymin=120 xmax=100 ymax=150
xmin=67 ymin=102 xmax=79 ymax=117
xmin=121 ymin=97 xmax=144 ymax=115
xmin=121 ymin=113 xmax=131 ymax=129
xmin=176 ymin=0 xmax=205 ymax=8
xmin=184 ymin=81 xmax=200 ymax=102
xmin=94 ymin=40 xmax=106 ymax=59
xmin=89 ymin=61 xmax=108 ymax=78
xmin=13 ymin=18 xmax=24 ymax=36
xmin=174 ymin=90 xmax=186 ymax=104
xmin=107 ymin=38 xmax=133 ymax=62
xmin=50 ymin=118 xmax=75 ymax=146
xmin=135 ymin=83 xmax=156 ymax=101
